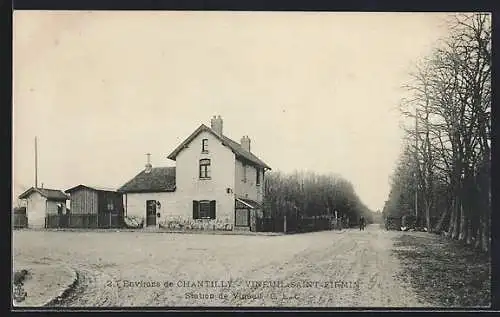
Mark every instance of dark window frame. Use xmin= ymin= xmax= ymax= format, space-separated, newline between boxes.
xmin=256 ymin=168 xmax=261 ymax=186
xmin=199 ymin=159 xmax=211 ymax=179
xmin=107 ymin=198 xmax=114 ymax=211
xmin=198 ymin=200 xmax=211 ymax=219
xmin=193 ymin=200 xmax=216 ymax=220
xmin=202 ymin=138 xmax=208 ymax=153
xmin=146 ymin=200 xmax=157 ymax=215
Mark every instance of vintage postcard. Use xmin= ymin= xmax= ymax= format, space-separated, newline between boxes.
xmin=12 ymin=11 xmax=491 ymax=309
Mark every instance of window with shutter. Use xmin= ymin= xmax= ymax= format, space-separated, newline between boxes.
xmin=193 ymin=201 xmax=199 ymax=219
xmin=199 ymin=200 xmax=211 ymax=218
xmin=209 ymin=200 xmax=216 ymax=219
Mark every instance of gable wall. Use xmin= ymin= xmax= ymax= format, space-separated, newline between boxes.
xmin=69 ymin=188 xmax=99 ymax=215
xmin=172 ymin=130 xmax=236 ymax=225
xmin=25 ymin=191 xmax=47 ymax=228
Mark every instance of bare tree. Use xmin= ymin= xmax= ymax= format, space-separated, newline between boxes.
xmin=387 ymin=13 xmax=491 ymax=252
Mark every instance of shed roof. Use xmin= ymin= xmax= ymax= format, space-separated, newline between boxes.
xmin=65 ymin=184 xmax=119 ymax=193
xmin=167 ymin=124 xmax=271 ymax=170
xmin=18 ymin=187 xmax=69 ymax=201
xmin=235 ymin=198 xmax=263 ymax=209
xmin=118 ymin=167 xmax=176 ymax=193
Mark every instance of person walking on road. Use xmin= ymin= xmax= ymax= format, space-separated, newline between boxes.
xmin=359 ymin=216 xmax=366 ymax=231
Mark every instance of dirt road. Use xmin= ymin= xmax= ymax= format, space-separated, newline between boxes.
xmin=13 ymin=225 xmax=428 ymax=307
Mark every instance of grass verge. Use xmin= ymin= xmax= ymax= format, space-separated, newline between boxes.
xmin=392 ymin=232 xmax=490 ymax=308
xmin=12 ymin=263 xmax=77 ymax=307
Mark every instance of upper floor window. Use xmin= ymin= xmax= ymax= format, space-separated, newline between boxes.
xmin=242 ymin=163 xmax=247 ymax=182
xmin=199 ymin=159 xmax=211 ymax=179
xmin=256 ymin=168 xmax=261 ymax=186
xmin=202 ymin=139 xmax=208 ymax=153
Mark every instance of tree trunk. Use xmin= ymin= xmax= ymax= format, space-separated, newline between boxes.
xmin=425 ymin=203 xmax=431 ymax=232
xmin=480 ymin=154 xmax=491 ymax=253
xmin=474 ymin=215 xmax=482 ymax=249
xmin=446 ymin=199 xmax=455 ymax=238
xmin=450 ymin=197 xmax=460 ymax=240
xmin=458 ymin=201 xmax=467 ymax=242
xmin=466 ymin=218 xmax=473 ymax=245
xmin=434 ymin=207 xmax=449 ymax=233
xmin=481 ymin=214 xmax=490 ymax=253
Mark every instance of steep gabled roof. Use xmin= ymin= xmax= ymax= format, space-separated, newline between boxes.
xmin=65 ymin=184 xmax=119 ymax=193
xmin=118 ymin=167 xmax=176 ymax=193
xmin=220 ymin=135 xmax=271 ymax=170
xmin=18 ymin=187 xmax=69 ymax=201
xmin=167 ymin=124 xmax=272 ymax=170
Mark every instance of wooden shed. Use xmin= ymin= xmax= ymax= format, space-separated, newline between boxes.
xmin=65 ymin=185 xmax=124 ymax=229
xmin=18 ymin=187 xmax=69 ymax=229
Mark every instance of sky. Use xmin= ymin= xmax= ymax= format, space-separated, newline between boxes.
xmin=12 ymin=11 xmax=453 ymax=211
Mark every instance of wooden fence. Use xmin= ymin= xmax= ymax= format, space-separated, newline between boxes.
xmin=385 ymin=215 xmax=439 ymax=231
xmin=13 ymin=207 xmax=28 ymax=229
xmin=45 ymin=214 xmax=123 ymax=229
xmin=257 ymin=215 xmax=334 ymax=233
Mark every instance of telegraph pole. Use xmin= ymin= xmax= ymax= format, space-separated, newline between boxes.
xmin=34 ymin=136 xmax=38 ymax=189
xmin=415 ymin=109 xmax=419 ymax=225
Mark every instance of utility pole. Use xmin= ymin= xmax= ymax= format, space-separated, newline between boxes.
xmin=415 ymin=109 xmax=419 ymax=226
xmin=283 ymin=214 xmax=287 ymax=234
xmin=34 ymin=136 xmax=38 ymax=189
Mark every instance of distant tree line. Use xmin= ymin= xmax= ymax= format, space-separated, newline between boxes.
xmin=383 ymin=13 xmax=491 ymax=252
xmin=263 ymin=170 xmax=374 ymax=225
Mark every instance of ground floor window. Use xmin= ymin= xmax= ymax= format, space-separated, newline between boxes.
xmin=107 ymin=199 xmax=114 ymax=211
xmin=193 ymin=200 xmax=216 ymax=219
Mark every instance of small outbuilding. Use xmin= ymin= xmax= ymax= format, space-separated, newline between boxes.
xmin=18 ymin=187 xmax=69 ymax=229
xmin=65 ymin=185 xmax=124 ymax=228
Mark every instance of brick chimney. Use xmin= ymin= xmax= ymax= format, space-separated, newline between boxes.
xmin=145 ymin=153 xmax=152 ymax=173
xmin=210 ymin=115 xmax=223 ymax=135
xmin=240 ymin=135 xmax=251 ymax=152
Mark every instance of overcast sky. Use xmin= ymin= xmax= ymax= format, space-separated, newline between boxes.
xmin=13 ymin=11 xmax=453 ymax=211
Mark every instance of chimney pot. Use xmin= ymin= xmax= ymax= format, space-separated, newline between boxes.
xmin=145 ymin=153 xmax=152 ymax=173
xmin=211 ymin=115 xmax=223 ymax=135
xmin=240 ymin=135 xmax=251 ymax=152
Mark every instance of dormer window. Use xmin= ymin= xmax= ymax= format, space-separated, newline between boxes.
xmin=202 ymin=139 xmax=208 ymax=153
